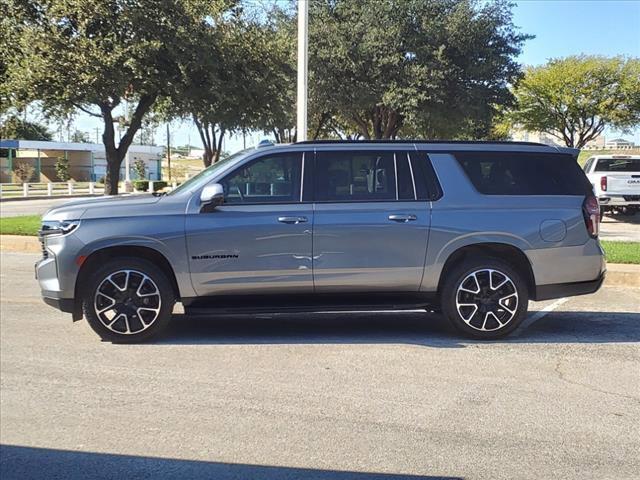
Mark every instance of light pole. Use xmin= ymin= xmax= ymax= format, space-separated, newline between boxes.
xmin=296 ymin=0 xmax=308 ymax=142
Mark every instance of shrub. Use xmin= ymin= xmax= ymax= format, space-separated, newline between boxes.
xmin=12 ymin=161 xmax=35 ymax=184
xmin=133 ymin=180 xmax=149 ymax=192
xmin=133 ymin=180 xmax=168 ymax=192
xmin=55 ymin=156 xmax=70 ymax=181
xmin=133 ymin=159 xmax=146 ymax=179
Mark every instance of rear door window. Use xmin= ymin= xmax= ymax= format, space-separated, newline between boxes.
xmin=594 ymin=158 xmax=640 ymax=172
xmin=315 ymin=151 xmax=396 ymax=201
xmin=455 ymin=152 xmax=592 ymax=195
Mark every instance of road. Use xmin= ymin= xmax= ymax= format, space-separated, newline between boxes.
xmin=1 ymin=251 xmax=639 ymax=479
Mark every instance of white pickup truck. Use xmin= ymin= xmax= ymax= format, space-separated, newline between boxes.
xmin=583 ymin=155 xmax=640 ymax=217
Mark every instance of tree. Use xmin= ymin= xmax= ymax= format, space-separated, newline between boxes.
xmin=508 ymin=56 xmax=640 ymax=148
xmin=133 ymin=159 xmax=146 ymax=180
xmin=70 ymin=130 xmax=90 ymax=143
xmin=165 ymin=6 xmax=294 ymax=166
xmin=2 ymin=0 xmax=224 ymax=194
xmin=308 ymin=0 xmax=529 ymax=140
xmin=1 ymin=115 xmax=53 ymax=140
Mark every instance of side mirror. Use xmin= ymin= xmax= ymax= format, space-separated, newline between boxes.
xmin=200 ymin=183 xmax=224 ymax=211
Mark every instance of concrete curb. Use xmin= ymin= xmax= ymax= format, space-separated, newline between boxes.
xmin=1 ymin=235 xmax=41 ymax=253
xmin=1 ymin=234 xmax=638 ymax=288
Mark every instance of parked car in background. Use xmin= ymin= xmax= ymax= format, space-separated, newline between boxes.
xmin=36 ymin=141 xmax=605 ymax=342
xmin=583 ymin=155 xmax=640 ymax=218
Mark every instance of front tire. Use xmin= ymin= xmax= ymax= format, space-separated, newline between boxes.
xmin=441 ymin=257 xmax=529 ymax=340
xmin=82 ymin=257 xmax=176 ymax=343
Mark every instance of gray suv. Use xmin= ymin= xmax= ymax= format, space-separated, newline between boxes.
xmin=37 ymin=141 xmax=605 ymax=342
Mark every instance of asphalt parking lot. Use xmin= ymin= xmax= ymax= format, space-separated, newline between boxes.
xmin=1 ymin=251 xmax=639 ymax=479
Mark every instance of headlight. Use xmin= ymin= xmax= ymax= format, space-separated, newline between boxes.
xmin=39 ymin=220 xmax=80 ymax=237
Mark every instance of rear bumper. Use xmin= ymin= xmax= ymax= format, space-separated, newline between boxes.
xmin=599 ymin=195 xmax=640 ymax=207
xmin=534 ymin=271 xmax=606 ymax=301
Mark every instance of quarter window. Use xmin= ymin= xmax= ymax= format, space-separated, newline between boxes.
xmin=315 ymin=151 xmax=397 ymax=201
xmin=221 ymin=153 xmax=302 ymax=204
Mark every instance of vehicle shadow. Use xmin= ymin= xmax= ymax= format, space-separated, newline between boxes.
xmin=0 ymin=444 xmax=462 ymax=480
xmin=154 ymin=309 xmax=640 ymax=347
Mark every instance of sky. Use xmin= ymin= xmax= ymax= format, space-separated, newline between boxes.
xmin=65 ymin=0 xmax=640 ymax=152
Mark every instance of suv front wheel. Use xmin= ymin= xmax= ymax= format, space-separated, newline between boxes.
xmin=441 ymin=257 xmax=529 ymax=339
xmin=82 ymin=257 xmax=176 ymax=343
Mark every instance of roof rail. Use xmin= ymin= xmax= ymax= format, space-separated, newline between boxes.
xmin=294 ymin=139 xmax=550 ymax=147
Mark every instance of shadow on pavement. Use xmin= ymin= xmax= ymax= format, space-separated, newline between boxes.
xmin=0 ymin=445 xmax=461 ymax=480
xmin=153 ymin=309 xmax=640 ymax=347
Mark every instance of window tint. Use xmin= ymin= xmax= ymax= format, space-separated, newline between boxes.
xmin=409 ymin=152 xmax=442 ymax=200
xmin=594 ymin=158 xmax=640 ymax=172
xmin=315 ymin=151 xmax=396 ymax=201
xmin=455 ymin=152 xmax=592 ymax=196
xmin=222 ymin=153 xmax=302 ymax=204
xmin=396 ymin=154 xmax=415 ymax=200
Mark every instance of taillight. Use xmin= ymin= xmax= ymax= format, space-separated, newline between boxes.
xmin=583 ymin=195 xmax=600 ymax=238
xmin=600 ymin=176 xmax=607 ymax=191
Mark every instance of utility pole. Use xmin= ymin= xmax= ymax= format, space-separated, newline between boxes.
xmin=166 ymin=123 xmax=172 ymax=181
xmin=296 ymin=0 xmax=308 ymax=142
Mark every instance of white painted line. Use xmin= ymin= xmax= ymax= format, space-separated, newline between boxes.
xmin=516 ymin=297 xmax=569 ymax=335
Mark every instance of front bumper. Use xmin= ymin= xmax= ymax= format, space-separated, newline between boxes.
xmin=42 ymin=296 xmax=76 ymax=313
xmin=534 ymin=271 xmax=605 ymax=301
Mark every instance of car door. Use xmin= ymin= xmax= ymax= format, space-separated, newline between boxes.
xmin=312 ymin=149 xmax=431 ymax=293
xmin=186 ymin=151 xmax=313 ymax=296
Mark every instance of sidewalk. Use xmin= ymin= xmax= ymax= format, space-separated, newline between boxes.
xmin=2 ymin=234 xmax=638 ymax=288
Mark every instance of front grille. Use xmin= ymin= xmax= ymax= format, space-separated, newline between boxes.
xmin=623 ymin=195 xmax=640 ymax=201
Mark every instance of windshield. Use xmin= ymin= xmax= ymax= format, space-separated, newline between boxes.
xmin=594 ymin=158 xmax=640 ymax=172
xmin=167 ymin=149 xmax=253 ymax=195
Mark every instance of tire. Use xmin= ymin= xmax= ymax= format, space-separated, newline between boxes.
xmin=441 ymin=257 xmax=529 ymax=340
xmin=82 ymin=257 xmax=176 ymax=343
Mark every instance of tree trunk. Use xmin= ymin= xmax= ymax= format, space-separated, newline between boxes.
xmin=104 ymin=150 xmax=123 ymax=195
xmin=100 ymin=94 xmax=156 ymax=195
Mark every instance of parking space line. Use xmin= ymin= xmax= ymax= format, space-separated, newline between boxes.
xmin=515 ymin=297 xmax=569 ymax=335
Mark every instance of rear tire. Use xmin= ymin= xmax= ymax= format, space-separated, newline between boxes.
xmin=82 ymin=257 xmax=175 ymax=343
xmin=441 ymin=257 xmax=529 ymax=340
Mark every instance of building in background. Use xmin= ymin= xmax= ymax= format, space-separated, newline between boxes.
xmin=604 ymin=138 xmax=635 ymax=149
xmin=0 ymin=140 xmax=164 ymax=183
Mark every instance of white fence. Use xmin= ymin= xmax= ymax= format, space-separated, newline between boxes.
xmin=0 ymin=182 xmax=105 ymax=199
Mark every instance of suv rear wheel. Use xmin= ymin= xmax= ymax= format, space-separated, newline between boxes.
xmin=441 ymin=257 xmax=529 ymax=339
xmin=82 ymin=257 xmax=175 ymax=343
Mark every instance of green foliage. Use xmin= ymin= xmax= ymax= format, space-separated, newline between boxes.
xmin=307 ymin=0 xmax=530 ymax=139
xmin=55 ymin=156 xmax=70 ymax=182
xmin=132 ymin=180 xmax=167 ymax=192
xmin=132 ymin=159 xmax=146 ymax=180
xmin=1 ymin=115 xmax=52 ymax=140
xmin=509 ymin=56 xmax=640 ymax=148
xmin=0 ymin=215 xmax=41 ymax=236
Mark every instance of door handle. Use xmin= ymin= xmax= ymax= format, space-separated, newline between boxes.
xmin=278 ymin=216 xmax=308 ymax=224
xmin=388 ymin=214 xmax=417 ymax=223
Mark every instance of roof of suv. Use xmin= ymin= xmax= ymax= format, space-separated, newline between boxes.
xmin=287 ymin=140 xmax=578 ymax=156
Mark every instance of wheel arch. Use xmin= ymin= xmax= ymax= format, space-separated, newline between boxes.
xmin=74 ymin=245 xmax=181 ymax=319
xmin=437 ymin=242 xmax=536 ymax=299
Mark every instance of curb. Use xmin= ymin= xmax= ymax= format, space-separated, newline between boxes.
xmin=1 ymin=235 xmax=41 ymax=253
xmin=1 ymin=234 xmax=638 ymax=288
